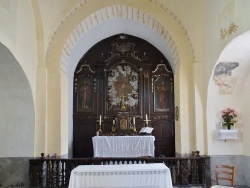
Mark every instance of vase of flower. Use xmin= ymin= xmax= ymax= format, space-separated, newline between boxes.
xmin=226 ymin=124 xmax=231 ymax=130
xmin=221 ymin=107 xmax=237 ymax=130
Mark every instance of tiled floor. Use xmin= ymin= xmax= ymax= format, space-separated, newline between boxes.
xmin=173 ymin=186 xmax=249 ymax=188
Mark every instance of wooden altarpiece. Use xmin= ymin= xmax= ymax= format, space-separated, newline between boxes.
xmin=73 ymin=34 xmax=175 ymax=157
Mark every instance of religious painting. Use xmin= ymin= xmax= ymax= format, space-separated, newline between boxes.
xmin=107 ymin=63 xmax=139 ymax=112
xmin=77 ymin=78 xmax=94 ymax=112
xmin=213 ymin=62 xmax=239 ymax=95
xmin=120 ymin=118 xmax=128 ymax=130
xmin=154 ymin=76 xmax=171 ymax=112
xmin=116 ymin=112 xmax=131 ymax=132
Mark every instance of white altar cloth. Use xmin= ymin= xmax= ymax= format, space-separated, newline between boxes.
xmin=68 ymin=163 xmax=173 ymax=188
xmin=92 ymin=136 xmax=155 ymax=157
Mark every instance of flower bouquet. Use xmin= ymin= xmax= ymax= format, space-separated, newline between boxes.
xmin=221 ymin=108 xmax=237 ymax=130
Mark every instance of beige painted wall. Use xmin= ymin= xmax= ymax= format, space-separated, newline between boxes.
xmin=205 ymin=0 xmax=250 ymax=156
xmin=241 ymin=73 xmax=250 ymax=156
xmin=1 ymin=0 xmax=250 ymax=157
xmin=0 ymin=0 xmax=38 ymax=96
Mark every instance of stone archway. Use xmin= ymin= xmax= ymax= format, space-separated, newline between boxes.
xmin=0 ymin=42 xmax=35 ymax=157
xmin=43 ymin=0 xmax=195 ymax=157
xmin=207 ymin=30 xmax=250 ymax=155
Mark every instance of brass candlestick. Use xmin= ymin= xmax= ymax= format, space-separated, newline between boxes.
xmin=97 ymin=116 xmax=103 ymax=134
xmin=110 ymin=120 xmax=117 ymax=135
xmin=144 ymin=114 xmax=151 ymax=127
xmin=98 ymin=125 xmax=102 ymax=134
xmin=133 ymin=124 xmax=137 ymax=134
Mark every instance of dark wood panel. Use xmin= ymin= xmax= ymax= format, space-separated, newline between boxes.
xmin=152 ymin=119 xmax=175 ymax=157
xmin=73 ymin=118 xmax=96 ymax=157
xmin=73 ymin=34 xmax=175 ymax=158
xmin=73 ymin=140 xmax=93 ymax=158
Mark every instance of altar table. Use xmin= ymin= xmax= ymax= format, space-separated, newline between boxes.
xmin=92 ymin=135 xmax=155 ymax=157
xmin=68 ymin=163 xmax=173 ymax=188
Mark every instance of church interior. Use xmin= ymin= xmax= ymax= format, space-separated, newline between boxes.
xmin=1 ymin=0 xmax=250 ymax=187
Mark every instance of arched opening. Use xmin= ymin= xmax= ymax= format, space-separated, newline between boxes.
xmin=207 ymin=30 xmax=250 ymax=155
xmin=44 ymin=3 xmax=194 ymax=157
xmin=0 ymin=42 xmax=35 ymax=157
xmin=72 ymin=34 xmax=175 ymax=157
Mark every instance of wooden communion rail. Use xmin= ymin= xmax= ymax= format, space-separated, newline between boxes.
xmin=29 ymin=156 xmax=211 ymax=187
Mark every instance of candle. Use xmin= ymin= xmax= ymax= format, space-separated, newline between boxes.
xmin=133 ymin=117 xmax=135 ymax=125
xmin=99 ymin=115 xmax=102 ymax=125
xmin=146 ymin=114 xmax=148 ymax=124
xmin=113 ymin=120 xmax=115 ymax=125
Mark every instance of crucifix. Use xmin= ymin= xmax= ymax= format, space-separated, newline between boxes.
xmin=120 ymin=92 xmax=127 ymax=111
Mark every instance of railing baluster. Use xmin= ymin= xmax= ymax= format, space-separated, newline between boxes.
xmin=190 ymin=159 xmax=194 ymax=184
xmin=196 ymin=159 xmax=199 ymax=184
xmin=180 ymin=158 xmax=189 ymax=185
xmin=175 ymin=159 xmax=180 ymax=185
xmin=29 ymin=156 xmax=210 ymax=187
xmin=61 ymin=161 xmax=65 ymax=186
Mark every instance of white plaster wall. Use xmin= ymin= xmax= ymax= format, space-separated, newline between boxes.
xmin=37 ymin=0 xmax=80 ymax=50
xmin=0 ymin=1 xmax=38 ymax=97
xmin=61 ymin=72 xmax=69 ymax=156
xmin=241 ymin=73 xmax=250 ymax=156
xmin=0 ymin=1 xmax=36 ymax=157
xmin=203 ymin=0 xmax=250 ymax=84
xmin=1 ymin=0 xmax=250 ymax=158
xmin=157 ymin=0 xmax=205 ymax=62
xmin=177 ymin=62 xmax=195 ymax=155
xmin=193 ymin=62 xmax=206 ymax=154
xmin=207 ymin=31 xmax=250 ymax=155
xmin=37 ymin=0 xmax=250 ymax=159
xmin=0 ymin=43 xmax=35 ymax=157
xmin=204 ymin=0 xmax=250 ymax=156
xmin=0 ymin=1 xmax=17 ymax=45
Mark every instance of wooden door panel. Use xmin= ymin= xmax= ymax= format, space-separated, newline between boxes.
xmin=73 ymin=118 xmax=96 ymax=157
xmin=152 ymin=120 xmax=175 ymax=157
xmin=73 ymin=140 xmax=93 ymax=158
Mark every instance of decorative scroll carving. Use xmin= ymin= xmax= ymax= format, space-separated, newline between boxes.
xmin=107 ymin=63 xmax=139 ymax=111
xmin=152 ymin=63 xmax=172 ymax=75
xmin=104 ymin=35 xmax=149 ymax=62
xmin=115 ymin=43 xmax=131 ymax=54
xmin=143 ymin=71 xmax=150 ymax=78
xmin=151 ymin=115 xmax=169 ymax=120
xmin=74 ymin=64 xmax=96 ymax=92
xmin=75 ymin=64 xmax=95 ymax=74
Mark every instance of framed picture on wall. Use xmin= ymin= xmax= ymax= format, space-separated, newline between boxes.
xmin=153 ymin=76 xmax=171 ymax=113
xmin=76 ymin=78 xmax=94 ymax=112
